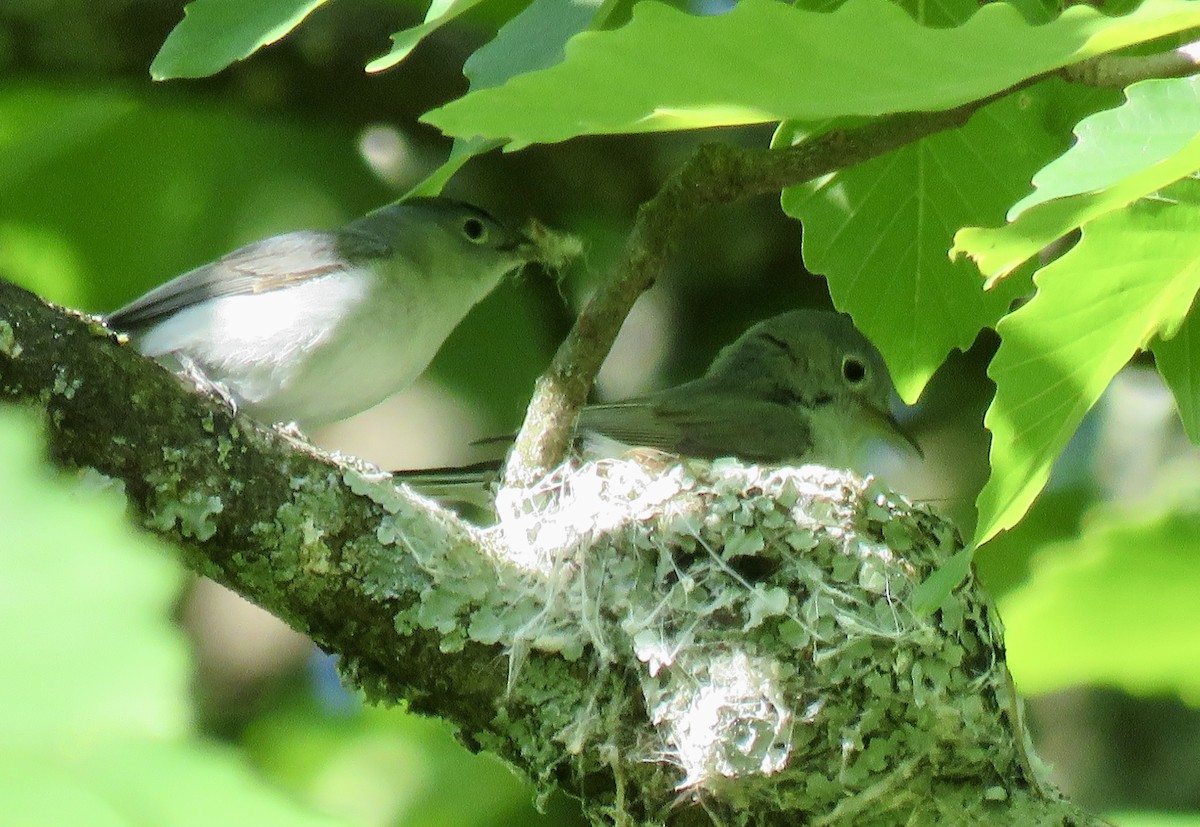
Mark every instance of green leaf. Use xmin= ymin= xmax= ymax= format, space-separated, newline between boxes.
xmin=0 ymin=409 xmax=190 ymax=747
xmin=408 ymin=0 xmax=608 ymax=196
xmin=464 ymin=0 xmax=610 ymax=90
xmin=781 ymin=89 xmax=1057 ymax=402
xmin=1010 ymin=76 xmax=1200 ymax=218
xmin=366 ymin=0 xmax=489 ymax=74
xmin=973 ymin=486 xmax=1094 ymax=600
xmin=0 ymin=407 xmax=347 ymax=827
xmin=974 ymin=183 xmax=1200 ymax=546
xmin=1002 ymin=505 xmax=1200 ymax=703
xmin=80 ymin=741 xmax=345 ymax=827
xmin=1107 ymin=813 xmax=1200 ymax=827
xmin=151 ymin=0 xmax=331 ymax=80
xmin=244 ymin=695 xmax=575 ymax=827
xmin=910 ymin=546 xmax=975 ymax=616
xmin=1152 ymin=301 xmax=1200 ymax=443
xmin=423 ymin=0 xmax=1200 ymax=144
xmin=953 ymin=80 xmax=1200 ymax=284
xmin=953 ymin=135 xmax=1200 ymax=284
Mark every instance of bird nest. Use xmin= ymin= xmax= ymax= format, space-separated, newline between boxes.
xmin=474 ymin=456 xmax=1040 ymax=823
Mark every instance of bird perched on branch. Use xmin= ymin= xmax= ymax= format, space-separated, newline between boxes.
xmin=105 ymin=197 xmax=539 ymax=429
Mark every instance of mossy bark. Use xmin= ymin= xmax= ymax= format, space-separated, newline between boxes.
xmin=0 ymin=279 xmax=1108 ymax=825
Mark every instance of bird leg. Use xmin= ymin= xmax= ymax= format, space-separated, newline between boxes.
xmin=174 ymin=351 xmax=239 ymax=416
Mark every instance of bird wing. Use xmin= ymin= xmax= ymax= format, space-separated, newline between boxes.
xmin=391 ymin=460 xmax=501 ymax=508
xmin=579 ymin=386 xmax=813 ymax=464
xmin=106 ymin=229 xmax=390 ymax=331
xmin=392 ymin=459 xmax=501 ymax=487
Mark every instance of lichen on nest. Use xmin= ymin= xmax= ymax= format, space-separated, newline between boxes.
xmin=477 ymin=456 xmax=1038 ymax=822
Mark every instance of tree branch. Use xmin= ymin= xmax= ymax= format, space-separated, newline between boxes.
xmin=0 ymin=279 xmax=523 ymax=729
xmin=1 ymin=280 xmax=1110 ymax=824
xmin=1063 ymin=39 xmax=1200 ymax=87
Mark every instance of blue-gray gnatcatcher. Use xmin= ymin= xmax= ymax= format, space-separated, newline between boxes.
xmin=578 ymin=309 xmax=919 ymax=465
xmin=105 ymin=197 xmax=537 ymax=429
xmin=397 ymin=309 xmax=920 ymax=494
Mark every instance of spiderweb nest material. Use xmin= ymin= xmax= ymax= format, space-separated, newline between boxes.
xmin=472 ymin=456 xmax=1046 ymax=824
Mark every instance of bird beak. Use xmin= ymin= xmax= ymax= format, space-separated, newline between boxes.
xmin=502 ymin=229 xmax=540 ymax=259
xmin=857 ymin=403 xmax=924 ymax=460
xmin=886 ymin=411 xmax=924 ymax=459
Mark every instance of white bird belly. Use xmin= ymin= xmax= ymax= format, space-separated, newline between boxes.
xmin=136 ymin=267 xmax=493 ymax=428
xmin=136 ymin=273 xmax=379 ymax=426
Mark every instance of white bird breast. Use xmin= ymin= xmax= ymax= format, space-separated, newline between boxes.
xmin=135 ymin=266 xmax=482 ymax=427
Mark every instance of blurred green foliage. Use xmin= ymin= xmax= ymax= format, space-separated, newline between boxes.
xmin=244 ymin=691 xmax=582 ymax=827
xmin=1113 ymin=815 xmax=1200 ymax=827
xmin=0 ymin=406 xmax=339 ymax=826
xmin=0 ymin=85 xmax=383 ymax=310
xmin=0 ymin=77 xmax=558 ymax=426
xmin=4 ymin=0 xmax=1200 ymax=823
xmin=0 ymin=403 xmax=580 ymax=825
xmin=1003 ymin=500 xmax=1200 ymax=702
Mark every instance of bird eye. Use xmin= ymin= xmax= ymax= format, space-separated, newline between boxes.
xmin=462 ymin=217 xmax=488 ymax=243
xmin=842 ymin=355 xmax=867 ymax=385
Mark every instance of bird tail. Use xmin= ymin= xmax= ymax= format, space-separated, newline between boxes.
xmin=391 ymin=459 xmax=502 ymax=507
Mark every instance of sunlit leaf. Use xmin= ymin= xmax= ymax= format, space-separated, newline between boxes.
xmin=1003 ymin=504 xmax=1200 ymax=703
xmin=782 ymin=89 xmax=1059 ymax=402
xmin=366 ymin=0 xmax=489 ymax=74
xmin=0 ymin=408 xmax=346 ymax=826
xmin=974 ymin=182 xmax=1200 ymax=546
xmin=1010 ymin=75 xmax=1200 ymax=218
xmin=151 ymin=0 xmax=332 ymax=80
xmin=952 ymin=118 xmax=1200 ymax=285
xmin=424 ymin=0 xmax=1200 ymax=144
xmin=1152 ymin=301 xmax=1200 ymax=444
xmin=408 ymin=0 xmax=607 ymax=196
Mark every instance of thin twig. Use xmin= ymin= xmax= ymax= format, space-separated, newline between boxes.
xmin=1063 ymin=39 xmax=1200 ymax=88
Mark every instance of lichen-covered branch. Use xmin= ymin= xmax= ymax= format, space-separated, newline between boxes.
xmin=1 ymin=280 xmax=1108 ymax=824
xmin=0 ymin=278 xmax=570 ymax=734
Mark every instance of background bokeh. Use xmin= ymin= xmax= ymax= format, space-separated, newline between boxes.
xmin=2 ymin=1 xmax=1199 ymax=824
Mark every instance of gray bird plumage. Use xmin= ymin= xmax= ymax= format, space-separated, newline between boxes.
xmin=396 ymin=309 xmax=919 ymax=497
xmin=106 ymin=197 xmax=536 ymax=428
xmin=577 ymin=310 xmax=909 ymax=465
